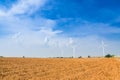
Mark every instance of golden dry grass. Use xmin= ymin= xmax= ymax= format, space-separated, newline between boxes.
xmin=0 ymin=58 xmax=120 ymax=80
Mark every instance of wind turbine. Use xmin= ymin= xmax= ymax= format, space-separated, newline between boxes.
xmin=72 ymin=46 xmax=76 ymax=58
xmin=58 ymin=41 xmax=64 ymax=57
xmin=12 ymin=32 xmax=21 ymax=39
xmin=69 ymin=38 xmax=76 ymax=58
xmin=44 ymin=36 xmax=49 ymax=45
xmin=101 ymin=40 xmax=106 ymax=57
xmin=43 ymin=36 xmax=50 ymax=47
xmin=12 ymin=32 xmax=22 ymax=43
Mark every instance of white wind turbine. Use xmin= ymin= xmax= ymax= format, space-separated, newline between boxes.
xmin=69 ymin=38 xmax=76 ymax=58
xmin=12 ymin=32 xmax=22 ymax=43
xmin=101 ymin=40 xmax=106 ymax=57
xmin=57 ymin=40 xmax=64 ymax=57
xmin=44 ymin=36 xmax=49 ymax=45
xmin=41 ymin=28 xmax=62 ymax=47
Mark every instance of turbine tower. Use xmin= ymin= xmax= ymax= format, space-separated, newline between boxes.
xmin=57 ymin=40 xmax=64 ymax=57
xmin=60 ymin=45 xmax=64 ymax=57
xmin=69 ymin=38 xmax=76 ymax=58
xmin=72 ymin=46 xmax=76 ymax=58
xmin=101 ymin=40 xmax=105 ymax=57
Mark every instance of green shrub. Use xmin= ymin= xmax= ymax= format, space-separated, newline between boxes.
xmin=88 ymin=55 xmax=91 ymax=58
xmin=78 ymin=56 xmax=82 ymax=58
xmin=23 ymin=56 xmax=25 ymax=58
xmin=105 ymin=54 xmax=114 ymax=58
xmin=0 ymin=56 xmax=4 ymax=58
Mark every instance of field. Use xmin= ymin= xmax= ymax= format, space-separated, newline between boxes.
xmin=0 ymin=58 xmax=120 ymax=80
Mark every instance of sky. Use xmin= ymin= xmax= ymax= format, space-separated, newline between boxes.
xmin=0 ymin=0 xmax=120 ymax=57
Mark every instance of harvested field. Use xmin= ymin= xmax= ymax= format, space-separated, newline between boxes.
xmin=0 ymin=58 xmax=120 ymax=80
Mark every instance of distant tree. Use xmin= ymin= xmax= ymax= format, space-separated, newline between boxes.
xmin=68 ymin=56 xmax=73 ymax=58
xmin=23 ymin=56 xmax=25 ymax=58
xmin=0 ymin=56 xmax=3 ymax=58
xmin=88 ymin=55 xmax=91 ymax=58
xmin=60 ymin=57 xmax=63 ymax=58
xmin=78 ymin=56 xmax=82 ymax=58
xmin=105 ymin=54 xmax=114 ymax=58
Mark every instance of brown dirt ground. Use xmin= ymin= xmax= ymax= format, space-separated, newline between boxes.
xmin=0 ymin=58 xmax=120 ymax=80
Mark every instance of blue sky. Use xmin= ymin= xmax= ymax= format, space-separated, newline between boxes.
xmin=0 ymin=0 xmax=120 ymax=57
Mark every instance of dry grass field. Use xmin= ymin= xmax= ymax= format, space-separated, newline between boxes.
xmin=0 ymin=58 xmax=120 ymax=80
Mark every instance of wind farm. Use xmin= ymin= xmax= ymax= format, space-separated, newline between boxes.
xmin=0 ymin=0 xmax=120 ymax=80
xmin=0 ymin=37 xmax=120 ymax=80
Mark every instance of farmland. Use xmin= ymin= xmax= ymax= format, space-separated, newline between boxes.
xmin=0 ymin=58 xmax=120 ymax=80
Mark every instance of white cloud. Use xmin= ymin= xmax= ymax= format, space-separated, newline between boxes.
xmin=0 ymin=0 xmax=47 ymax=16
xmin=70 ymin=21 xmax=120 ymax=36
xmin=0 ymin=10 xmax=6 ymax=16
xmin=91 ymin=23 xmax=120 ymax=34
xmin=0 ymin=0 xmax=65 ymax=57
xmin=40 ymin=29 xmax=62 ymax=37
xmin=8 ymin=0 xmax=47 ymax=15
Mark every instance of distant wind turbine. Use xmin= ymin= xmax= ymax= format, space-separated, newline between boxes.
xmin=72 ymin=46 xmax=76 ymax=58
xmin=12 ymin=32 xmax=21 ymax=39
xmin=101 ymin=40 xmax=106 ymax=57
xmin=58 ymin=41 xmax=64 ymax=57
xmin=12 ymin=32 xmax=22 ymax=43
xmin=44 ymin=36 xmax=49 ymax=44
xmin=44 ymin=36 xmax=49 ymax=46
xmin=69 ymin=38 xmax=76 ymax=58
